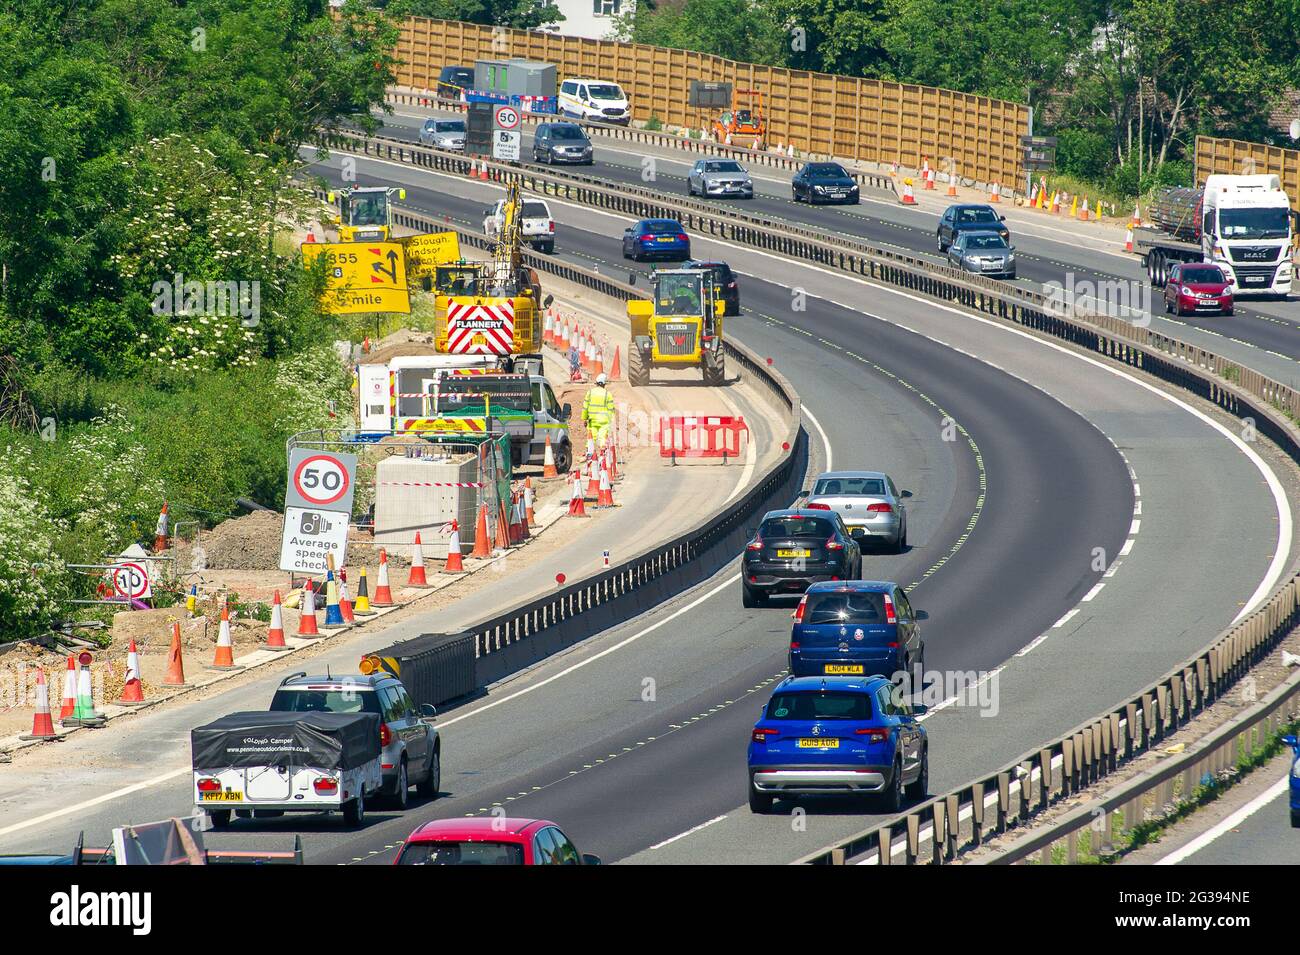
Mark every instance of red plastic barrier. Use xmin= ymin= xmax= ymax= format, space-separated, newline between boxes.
xmin=659 ymin=416 xmax=748 ymax=463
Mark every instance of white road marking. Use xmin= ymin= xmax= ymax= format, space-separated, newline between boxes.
xmin=1119 ymin=539 xmax=1135 ymax=556
xmin=1052 ymin=608 xmax=1080 ymax=629
xmin=802 ymin=405 xmax=833 ymax=472
xmin=1154 ymin=777 xmax=1290 ymax=865
xmin=648 ymin=814 xmax=727 ymax=849
xmin=1082 ymin=582 xmax=1105 ymax=602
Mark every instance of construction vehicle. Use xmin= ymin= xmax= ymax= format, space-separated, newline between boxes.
xmin=1135 ymin=174 xmax=1294 ymax=297
xmin=626 ymin=269 xmax=726 ymax=387
xmin=328 ymin=185 xmax=407 ymax=242
xmin=713 ymin=89 xmax=766 ymax=150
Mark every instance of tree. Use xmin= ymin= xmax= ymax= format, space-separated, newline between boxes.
xmin=388 ymin=0 xmax=563 ymax=30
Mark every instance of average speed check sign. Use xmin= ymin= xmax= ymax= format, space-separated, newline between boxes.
xmin=493 ymin=129 xmax=521 ymax=162
xmin=285 ymin=448 xmax=357 ymax=514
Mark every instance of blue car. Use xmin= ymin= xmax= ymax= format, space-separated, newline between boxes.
xmin=789 ymin=581 xmax=924 ymax=680
xmin=747 ymin=675 xmax=927 ymax=813
xmin=621 ymin=219 xmax=690 ymax=262
xmin=1284 ymin=735 xmax=1300 ymax=827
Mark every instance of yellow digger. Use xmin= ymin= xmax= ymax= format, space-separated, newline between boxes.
xmin=626 ymin=269 xmax=725 ymax=387
xmin=328 ymin=185 xmax=406 ymax=242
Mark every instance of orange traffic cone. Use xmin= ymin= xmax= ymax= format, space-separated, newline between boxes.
xmin=1124 ymin=228 xmax=1134 ymax=253
xmin=208 ymin=602 xmax=237 ymax=670
xmin=58 ymin=655 xmax=77 ymax=719
xmin=337 ymin=571 xmax=356 ymax=623
xmin=21 ymin=666 xmax=57 ymax=740
xmin=925 ymin=167 xmax=936 ymax=190
xmin=586 ymin=457 xmax=600 ymax=498
xmin=444 ymin=521 xmax=465 ymax=573
xmin=568 ymin=470 xmax=588 ymax=517
xmin=470 ymin=502 xmax=492 ymax=558
xmin=408 ymin=532 xmax=429 ymax=587
xmin=609 ymin=346 xmax=622 ymax=381
xmin=1130 ymin=203 xmax=1141 ymax=228
xmin=543 ymin=434 xmax=559 ymax=478
xmin=1050 ymin=191 xmax=1061 ymax=214
xmin=1079 ymin=197 xmax=1090 ymax=221
xmin=153 ymin=502 xmax=169 ymax=552
xmin=266 ymin=590 xmax=289 ymax=649
xmin=162 ymin=623 xmax=188 ymax=686
xmin=593 ymin=345 xmax=604 ymax=379
xmin=372 ymin=551 xmax=395 ymax=606
xmin=900 ymin=178 xmax=917 ymax=204
xmin=597 ymin=461 xmax=615 ymax=507
xmin=297 ymin=581 xmax=320 ymax=636
xmin=495 ymin=498 xmax=512 ymax=549
xmin=989 ymin=182 xmax=1001 ymax=203
xmin=946 ymin=166 xmax=958 ymax=197
xmin=508 ymin=492 xmax=523 ymax=544
xmin=118 ymin=639 xmax=145 ymax=704
xmin=524 ymin=478 xmax=535 ymax=524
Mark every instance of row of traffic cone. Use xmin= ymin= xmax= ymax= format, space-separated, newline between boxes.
xmin=544 ymin=308 xmax=622 ymax=381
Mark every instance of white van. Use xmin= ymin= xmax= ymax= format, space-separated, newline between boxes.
xmin=558 ymin=78 xmax=630 ymax=125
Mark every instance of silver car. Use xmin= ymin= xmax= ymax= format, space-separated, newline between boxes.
xmin=687 ymin=159 xmax=754 ymax=199
xmin=269 ymin=671 xmax=441 ymax=810
xmin=946 ymin=230 xmax=1016 ymax=279
xmin=799 ymin=470 xmax=910 ymax=552
xmin=419 ymin=118 xmax=467 ymax=151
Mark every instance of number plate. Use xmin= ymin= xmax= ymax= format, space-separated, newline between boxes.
xmin=824 ymin=664 xmax=864 ymax=675
xmin=657 ymin=237 xmax=675 ymax=243
xmin=797 ymin=738 xmax=839 ymax=749
xmin=776 ymin=549 xmax=811 ymax=558
xmin=200 ymin=791 xmax=243 ymax=802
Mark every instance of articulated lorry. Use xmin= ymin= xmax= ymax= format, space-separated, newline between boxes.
xmin=1136 ymin=174 xmax=1295 ymax=297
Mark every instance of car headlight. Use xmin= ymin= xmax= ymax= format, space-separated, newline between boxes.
xmin=744 ymin=179 xmax=753 ymax=187
xmin=1180 ymin=285 xmax=1193 ymax=295
xmin=965 ymin=254 xmax=979 ymax=262
xmin=814 ymin=185 xmax=826 ymax=193
xmin=1006 ymin=254 xmax=1015 ymax=263
xmin=850 ymin=184 xmax=859 ymax=192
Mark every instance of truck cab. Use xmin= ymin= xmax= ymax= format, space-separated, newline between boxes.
xmin=1202 ymin=174 xmax=1293 ymax=295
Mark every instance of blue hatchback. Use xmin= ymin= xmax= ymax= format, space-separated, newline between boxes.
xmin=789 ymin=581 xmax=924 ymax=680
xmin=622 ymin=219 xmax=691 ymax=262
xmin=747 ymin=675 xmax=927 ymax=813
xmin=1284 ymin=735 xmax=1300 ymax=827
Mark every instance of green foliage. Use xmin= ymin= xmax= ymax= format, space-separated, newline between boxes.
xmin=0 ymin=449 xmax=70 ymax=640
xmin=389 ymin=0 xmax=563 ymax=30
xmin=615 ymin=0 xmax=785 ymax=63
xmin=1054 ymin=129 xmax=1114 ymax=183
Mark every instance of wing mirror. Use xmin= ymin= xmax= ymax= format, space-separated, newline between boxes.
xmin=419 ymin=703 xmax=438 ymax=719
xmin=912 ymin=704 xmax=928 ymax=716
xmin=999 ymin=213 xmax=1007 ymax=221
xmin=900 ymin=490 xmax=913 ymax=498
xmin=543 ymin=294 xmax=554 ymax=307
xmin=915 ymin=610 xmax=929 ymax=621
xmin=561 ymin=402 xmax=572 ymax=419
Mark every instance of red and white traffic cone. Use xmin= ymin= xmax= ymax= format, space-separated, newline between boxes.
xmin=298 ymin=581 xmax=320 ymax=636
xmin=372 ymin=551 xmax=395 ymax=606
xmin=524 ymin=478 xmax=535 ymax=524
xmin=568 ymin=471 xmax=588 ymax=517
xmin=337 ymin=570 xmax=356 ymax=624
xmin=58 ymin=656 xmax=77 ymax=720
xmin=266 ymin=590 xmax=289 ymax=649
xmin=444 ymin=521 xmax=465 ymax=573
xmin=586 ymin=457 xmax=600 ymax=499
xmin=408 ymin=532 xmax=429 ymax=587
xmin=21 ymin=667 xmax=57 ymax=740
xmin=208 ymin=602 xmax=238 ymax=670
xmin=118 ymin=639 xmax=145 ymax=705
xmin=153 ymin=502 xmax=169 ymax=552
xmin=900 ymin=178 xmax=917 ymax=205
xmin=597 ymin=461 xmax=615 ymax=507
xmin=543 ymin=434 xmax=559 ymax=479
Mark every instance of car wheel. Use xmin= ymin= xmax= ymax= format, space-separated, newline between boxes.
xmin=541 ymin=241 xmax=554 ymax=254
xmin=905 ymin=746 xmax=929 ymax=802
xmin=390 ymin=760 xmax=409 ymax=809
xmin=749 ymin=775 xmax=774 ymax=814
xmin=417 ymin=746 xmax=440 ymax=798
xmin=742 ymin=584 xmax=767 ymax=608
xmin=554 ymin=442 xmax=572 ymax=474
xmin=792 ymin=189 xmax=801 ymax=203
xmin=877 ymin=758 xmax=903 ymax=813
xmin=208 ymin=809 xmax=231 ymax=829
xmin=1224 ymin=308 xmax=1234 ymax=316
xmin=937 ymin=233 xmax=946 ymax=253
xmin=1292 ymin=810 xmax=1300 ymax=829
xmin=894 ymin=528 xmax=906 ymax=554
xmin=343 ymin=790 xmax=365 ymax=827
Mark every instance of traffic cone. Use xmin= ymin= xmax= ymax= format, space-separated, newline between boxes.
xmin=444 ymin=521 xmax=465 ymax=573
xmin=20 ymin=667 xmax=57 ymax=740
xmin=298 ymin=581 xmax=321 ymax=636
xmin=568 ymin=471 xmax=588 ymax=516
xmin=408 ymin=532 xmax=429 ymax=587
xmin=607 ymin=444 xmax=619 ymax=482
xmin=185 ymin=583 xmax=197 ymax=616
xmin=118 ymin=639 xmax=145 ymax=704
xmin=323 ymin=570 xmax=345 ymax=627
xmin=524 ymin=478 xmax=535 ymax=524
xmin=1124 ymin=228 xmax=1134 ymax=253
xmin=162 ymin=623 xmax=188 ymax=686
xmin=208 ymin=602 xmax=238 ymax=669
xmin=586 ymin=457 xmax=600 ymax=498
xmin=495 ymin=498 xmax=512 ymax=549
xmin=925 ymin=167 xmax=935 ymax=190
xmin=305 ymin=231 xmax=317 ymax=243
xmin=586 ymin=336 xmax=597 ymax=373
xmin=1079 ymin=197 xmax=1089 ymax=221
xmin=337 ymin=571 xmax=356 ymax=624
xmin=470 ymin=503 xmax=492 ymax=558
xmin=597 ymin=461 xmax=614 ymax=507
xmin=543 ymin=308 xmax=553 ymax=348
xmin=1130 ymin=203 xmax=1141 ymax=228
xmin=901 ymin=178 xmax=916 ymax=204
xmin=353 ymin=569 xmax=375 ymax=615
xmin=946 ymin=166 xmax=957 ymax=197
xmin=508 ymin=493 xmax=522 ymax=544
xmin=920 ymin=157 xmax=930 ymax=183
xmin=1069 ymin=194 xmax=1078 ymax=218
xmin=593 ymin=345 xmax=604 ymax=379
xmin=543 ymin=434 xmax=559 ymax=478
xmin=478 ymin=161 xmax=489 ymax=181
xmin=58 ymin=656 xmax=77 ymax=719
xmin=560 ymin=318 xmax=569 ymax=353
xmin=266 ymin=591 xmax=289 ymax=649
xmin=1050 ymin=191 xmax=1061 ymax=214
xmin=467 ymin=158 xmax=477 ymax=179
xmin=989 ymin=182 xmax=1000 ymax=203
xmin=153 ymin=502 xmax=169 ymax=552
xmin=372 ymin=551 xmax=395 ymax=606
xmin=71 ymin=658 xmax=100 ymax=722
xmin=609 ymin=346 xmax=622 ymax=381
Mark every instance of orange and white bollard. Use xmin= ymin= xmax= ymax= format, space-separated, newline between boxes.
xmin=266 ymin=590 xmax=289 ymax=649
xmin=118 ymin=639 xmax=145 ymax=704
xmin=444 ymin=520 xmax=465 ymax=573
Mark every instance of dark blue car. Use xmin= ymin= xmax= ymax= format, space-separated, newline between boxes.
xmin=1284 ymin=735 xmax=1300 ymax=827
xmin=789 ymin=581 xmax=924 ymax=680
xmin=622 ymin=219 xmax=691 ymax=262
xmin=748 ymin=676 xmax=927 ymax=813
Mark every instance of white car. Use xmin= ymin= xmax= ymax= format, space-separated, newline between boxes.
xmin=483 ymin=198 xmax=556 ymax=253
xmin=558 ymin=78 xmax=630 ymax=125
xmin=799 ymin=470 xmax=910 ymax=552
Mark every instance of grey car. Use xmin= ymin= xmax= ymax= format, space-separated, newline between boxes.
xmin=687 ymin=159 xmax=754 ymax=199
xmin=533 ymin=122 xmax=593 ymax=165
xmin=269 ymin=672 xmax=440 ymax=810
xmin=799 ymin=470 xmax=910 ymax=552
xmin=419 ymin=118 xmax=467 ymax=151
xmin=946 ymin=230 xmax=1016 ymax=279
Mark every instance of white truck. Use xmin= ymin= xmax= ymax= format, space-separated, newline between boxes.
xmin=483 ymin=198 xmax=555 ymax=253
xmin=1136 ymin=174 xmax=1295 ymax=297
xmin=191 ymin=711 xmax=382 ymax=829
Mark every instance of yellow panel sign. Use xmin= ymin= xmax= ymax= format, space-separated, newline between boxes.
xmin=302 ymin=241 xmax=411 ymax=314
xmin=400 ymin=232 xmax=462 ymax=279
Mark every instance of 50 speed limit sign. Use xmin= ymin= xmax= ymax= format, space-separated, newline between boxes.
xmin=285 ymin=448 xmax=357 ymax=514
xmin=494 ymin=105 xmax=520 ymax=130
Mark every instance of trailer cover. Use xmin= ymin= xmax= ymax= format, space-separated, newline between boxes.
xmin=191 ymin=711 xmax=380 ymax=772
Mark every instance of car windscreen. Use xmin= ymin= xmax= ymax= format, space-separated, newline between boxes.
xmin=643 ymin=220 xmax=682 ymax=234
xmin=444 ymin=68 xmax=474 ymax=84
xmin=549 ymin=125 xmax=587 ymax=141
xmin=813 ymin=477 xmax=884 ymax=496
xmin=434 ymin=121 xmax=465 ymax=133
xmin=521 ymin=202 xmax=550 ymax=218
xmin=587 ymin=84 xmax=623 ymax=100
xmin=957 ymin=207 xmax=999 ymax=224
xmin=760 ymin=516 xmax=833 ymax=538
xmin=396 ymin=841 xmax=525 ymax=865
xmin=965 ymin=234 xmax=1008 ymax=250
xmin=705 ymin=161 xmax=744 ymax=173
xmin=1219 ymin=207 xmax=1289 ymax=239
xmin=807 ymin=164 xmax=848 ymax=179
xmin=802 ymin=591 xmax=888 ymax=626
xmin=269 ymin=689 xmax=381 ymax=715
xmin=767 ymin=691 xmax=873 ymax=721
xmin=1181 ymin=266 xmax=1225 ymax=283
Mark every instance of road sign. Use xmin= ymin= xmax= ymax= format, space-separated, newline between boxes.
xmin=286 ymin=448 xmax=357 ymax=513
xmin=493 ymin=129 xmax=521 ymax=162
xmin=278 ymin=506 xmax=350 ymax=575
xmin=302 ymin=241 xmax=412 ymax=314
xmin=110 ymin=561 xmax=152 ymax=600
xmin=400 ymin=231 xmax=463 ymax=279
xmin=494 ymin=104 xmax=521 ymax=130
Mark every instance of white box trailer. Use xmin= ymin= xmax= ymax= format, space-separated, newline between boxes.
xmin=191 ymin=711 xmax=382 ymax=828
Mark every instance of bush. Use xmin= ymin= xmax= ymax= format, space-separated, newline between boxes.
xmin=0 ymin=448 xmax=71 ymax=639
xmin=644 ymin=114 xmax=663 ymax=131
xmin=1054 ymin=128 xmax=1113 ymax=183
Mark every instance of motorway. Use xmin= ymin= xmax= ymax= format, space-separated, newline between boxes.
xmin=2 ymin=128 xmax=1294 ymax=865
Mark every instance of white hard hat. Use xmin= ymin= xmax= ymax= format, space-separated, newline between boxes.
xmin=596 ymin=373 xmax=607 ymax=385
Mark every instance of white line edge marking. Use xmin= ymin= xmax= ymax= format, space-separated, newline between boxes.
xmin=1153 ymin=777 xmax=1289 ymax=865
xmin=649 ymin=814 xmax=727 ymax=849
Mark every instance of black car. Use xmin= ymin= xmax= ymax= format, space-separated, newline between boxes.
xmin=742 ymin=509 xmax=862 ymax=607
xmin=436 ymin=66 xmax=475 ymax=100
xmin=791 ymin=163 xmax=860 ymax=205
xmin=533 ymin=122 xmax=594 ymax=165
xmin=684 ymin=259 xmax=740 ymax=315
xmin=936 ymin=203 xmax=1010 ymax=252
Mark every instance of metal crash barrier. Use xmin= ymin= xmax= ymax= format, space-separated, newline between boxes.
xmin=659 ymin=415 xmax=748 ymax=465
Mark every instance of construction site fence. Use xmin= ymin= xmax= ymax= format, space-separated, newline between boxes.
xmin=1195 ymin=134 xmax=1300 ymax=217
xmin=396 ymin=17 xmax=1030 ymax=189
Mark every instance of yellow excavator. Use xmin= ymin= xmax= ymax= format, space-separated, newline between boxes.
xmin=626 ymin=269 xmax=725 ymax=387
xmin=328 ymin=185 xmax=406 ymax=242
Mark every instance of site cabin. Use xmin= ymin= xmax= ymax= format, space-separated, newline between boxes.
xmin=191 ymin=711 xmax=382 ymax=828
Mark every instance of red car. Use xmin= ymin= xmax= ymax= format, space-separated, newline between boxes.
xmin=393 ymin=817 xmax=601 ymax=865
xmin=1163 ymin=263 xmax=1234 ymax=316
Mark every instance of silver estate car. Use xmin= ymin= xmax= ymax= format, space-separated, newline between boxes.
xmin=687 ymin=159 xmax=755 ymax=199
xmin=269 ymin=671 xmax=440 ymax=810
xmin=799 ymin=470 xmax=910 ymax=552
xmin=946 ymin=230 xmax=1016 ymax=279
xmin=418 ymin=118 xmax=467 ymax=151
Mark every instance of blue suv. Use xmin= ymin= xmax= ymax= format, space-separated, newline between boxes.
xmin=747 ymin=675 xmax=928 ymax=813
xmin=790 ymin=581 xmax=924 ymax=679
xmin=1284 ymin=735 xmax=1300 ymax=827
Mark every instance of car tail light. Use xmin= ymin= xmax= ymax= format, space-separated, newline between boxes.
xmin=805 ymin=502 xmax=830 ymax=510
xmin=793 ymin=595 xmax=808 ymax=622
xmin=677 ymin=234 xmax=688 ymax=242
xmin=883 ymin=593 xmax=897 ymax=625
xmin=855 ymin=727 xmax=890 ymax=742
xmin=751 ymin=727 xmax=780 ymax=744
xmin=746 ymin=536 xmax=763 ymax=552
xmin=380 ymin=723 xmax=393 ymax=747
xmin=826 ymin=534 xmax=845 ymax=551
xmin=548 ymin=221 xmax=555 ymax=232
xmin=313 ymin=777 xmax=339 ymax=795
xmin=196 ymin=778 xmax=221 ymax=793
xmin=867 ymin=503 xmax=893 ymax=513
xmin=789 ymin=640 xmax=800 ymax=650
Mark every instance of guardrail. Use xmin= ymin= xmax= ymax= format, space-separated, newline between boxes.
xmin=384 ymin=90 xmax=898 ymax=192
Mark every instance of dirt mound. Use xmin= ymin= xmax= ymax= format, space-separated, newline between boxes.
xmin=197 ymin=510 xmax=284 ymax=571
xmin=366 ymin=331 xmax=441 ymax=367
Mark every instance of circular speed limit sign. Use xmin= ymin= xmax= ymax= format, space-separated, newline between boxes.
xmin=112 ymin=562 xmax=151 ymax=599
xmin=494 ymin=105 xmax=521 ymax=130
xmin=293 ymin=454 xmax=351 ymax=507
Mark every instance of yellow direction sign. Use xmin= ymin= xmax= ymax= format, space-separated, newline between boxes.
xmin=302 ymin=241 xmax=411 ymax=314
xmin=400 ymin=232 xmax=462 ymax=279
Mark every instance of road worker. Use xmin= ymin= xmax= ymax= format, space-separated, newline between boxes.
xmin=582 ymin=372 xmax=617 ymax=449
